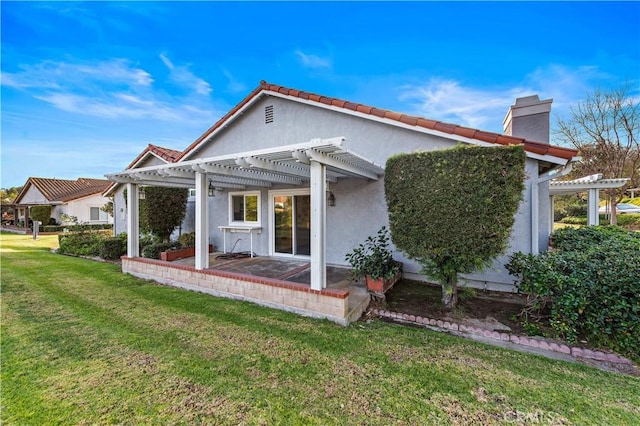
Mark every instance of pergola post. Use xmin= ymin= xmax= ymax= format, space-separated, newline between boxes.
xmin=310 ymin=160 xmax=327 ymax=290
xmin=194 ymin=172 xmax=209 ymax=270
xmin=126 ymin=183 xmax=140 ymax=257
xmin=587 ymin=188 xmax=599 ymax=226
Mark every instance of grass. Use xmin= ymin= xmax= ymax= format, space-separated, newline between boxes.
xmin=2 ymin=232 xmax=639 ymax=425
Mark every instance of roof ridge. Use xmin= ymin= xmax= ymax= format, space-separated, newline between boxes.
xmin=175 ymin=80 xmax=578 ymax=162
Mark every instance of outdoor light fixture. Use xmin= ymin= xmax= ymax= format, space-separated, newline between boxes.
xmin=328 ymin=191 xmax=336 ymax=207
xmin=208 ymin=182 xmax=215 ymax=197
xmin=138 ymin=187 xmax=146 ymax=200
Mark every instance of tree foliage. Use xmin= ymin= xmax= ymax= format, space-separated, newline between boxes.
xmin=30 ymin=205 xmax=52 ymax=224
xmin=385 ymin=144 xmax=526 ymax=308
xmin=139 ymin=187 xmax=188 ymax=242
xmin=555 ymin=86 xmax=640 ymax=224
xmin=1 ymin=186 xmax=21 ymax=204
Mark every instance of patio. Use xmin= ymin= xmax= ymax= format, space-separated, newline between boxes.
xmin=121 ymin=252 xmax=371 ymax=325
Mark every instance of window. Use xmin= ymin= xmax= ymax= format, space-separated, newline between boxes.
xmin=89 ymin=207 xmax=108 ymax=222
xmin=229 ymin=192 xmax=260 ymax=224
xmin=189 ymin=188 xmax=196 ymax=197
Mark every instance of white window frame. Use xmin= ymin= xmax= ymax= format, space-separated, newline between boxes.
xmin=268 ymin=188 xmax=311 ymax=258
xmin=89 ymin=206 xmax=108 ymax=222
xmin=228 ymin=191 xmax=261 ymax=225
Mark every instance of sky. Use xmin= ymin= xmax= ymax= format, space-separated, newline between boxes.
xmin=1 ymin=1 xmax=639 ymax=189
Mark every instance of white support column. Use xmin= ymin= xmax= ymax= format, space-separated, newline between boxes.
xmin=549 ymin=195 xmax=555 ymax=235
xmin=587 ymin=188 xmax=600 ymax=226
xmin=194 ymin=172 xmax=209 ymax=270
xmin=531 ymin=182 xmax=539 ymax=255
xmin=310 ymin=161 xmax=327 ymax=290
xmin=126 ymin=183 xmax=140 ymax=257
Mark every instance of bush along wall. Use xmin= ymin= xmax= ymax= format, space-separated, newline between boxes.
xmin=385 ymin=144 xmax=525 ymax=308
xmin=506 ymin=226 xmax=640 ymax=361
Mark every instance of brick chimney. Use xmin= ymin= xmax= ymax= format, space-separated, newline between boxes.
xmin=503 ymin=95 xmax=552 ymax=143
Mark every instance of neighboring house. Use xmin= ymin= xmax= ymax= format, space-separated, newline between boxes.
xmin=103 ymin=144 xmax=190 ymax=236
xmin=11 ymin=177 xmax=113 ymax=227
xmin=107 ymin=81 xmax=579 ymax=293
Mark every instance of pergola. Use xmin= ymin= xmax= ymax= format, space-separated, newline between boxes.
xmin=549 ymin=173 xmax=629 ymax=226
xmin=106 ymin=137 xmax=384 ymax=291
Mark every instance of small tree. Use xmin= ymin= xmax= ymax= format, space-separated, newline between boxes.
xmin=385 ymin=145 xmax=526 ymax=308
xmin=139 ymin=187 xmax=188 ymax=242
xmin=555 ymin=86 xmax=640 ymax=225
xmin=30 ymin=205 xmax=52 ymax=225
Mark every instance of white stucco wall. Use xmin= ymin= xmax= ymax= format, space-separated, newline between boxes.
xmin=114 ymin=94 xmax=557 ymax=292
xmin=193 ymin=95 xmax=550 ymax=292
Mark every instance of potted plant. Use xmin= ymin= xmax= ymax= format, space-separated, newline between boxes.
xmin=345 ymin=226 xmax=402 ymax=293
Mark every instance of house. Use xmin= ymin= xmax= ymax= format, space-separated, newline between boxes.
xmin=103 ymin=143 xmax=187 ymax=236
xmin=10 ymin=177 xmax=113 ymax=228
xmin=106 ymin=81 xmax=579 ymax=323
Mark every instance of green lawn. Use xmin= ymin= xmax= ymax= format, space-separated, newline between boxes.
xmin=2 ymin=233 xmax=639 ymax=425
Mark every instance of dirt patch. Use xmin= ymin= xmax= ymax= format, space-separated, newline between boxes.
xmin=383 ymin=279 xmax=528 ymax=335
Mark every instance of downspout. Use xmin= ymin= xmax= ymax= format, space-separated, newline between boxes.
xmin=531 ymin=160 xmax=575 ymax=254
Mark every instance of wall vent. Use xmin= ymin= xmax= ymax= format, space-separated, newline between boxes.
xmin=265 ymin=105 xmax=274 ymax=124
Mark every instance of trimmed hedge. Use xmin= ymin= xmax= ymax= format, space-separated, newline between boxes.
xmin=506 ymin=226 xmax=640 ymax=360
xmin=99 ymin=237 xmax=126 ymax=260
xmin=385 ymin=144 xmax=525 ymax=307
xmin=43 ymin=224 xmax=113 ymax=233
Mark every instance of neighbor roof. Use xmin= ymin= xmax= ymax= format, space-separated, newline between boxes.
xmin=177 ymin=80 xmax=578 ymax=162
xmin=103 ymin=144 xmax=183 ymax=196
xmin=14 ymin=177 xmax=111 ymax=204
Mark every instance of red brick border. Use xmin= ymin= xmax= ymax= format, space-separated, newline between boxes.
xmin=370 ymin=308 xmax=634 ymax=366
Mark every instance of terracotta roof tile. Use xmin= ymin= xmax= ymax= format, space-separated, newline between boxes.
xmin=399 ymin=115 xmax=419 ymax=126
xmin=416 ymin=118 xmax=438 ymax=129
xmin=15 ymin=177 xmax=111 ymax=204
xmin=434 ymin=122 xmax=457 ymax=133
xmin=454 ymin=127 xmax=478 ymax=139
xmin=176 ymin=80 xmax=579 ymax=162
xmin=370 ymin=107 xmax=387 ymax=118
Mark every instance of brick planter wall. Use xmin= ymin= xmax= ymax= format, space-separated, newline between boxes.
xmin=121 ymin=257 xmax=351 ymax=325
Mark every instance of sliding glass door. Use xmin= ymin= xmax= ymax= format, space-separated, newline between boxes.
xmin=271 ymin=190 xmax=311 ymax=256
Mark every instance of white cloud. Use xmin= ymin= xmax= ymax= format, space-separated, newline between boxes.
xmin=159 ymin=53 xmax=212 ymax=96
xmin=399 ymin=79 xmax=529 ymax=130
xmin=396 ymin=64 xmax=624 ymax=132
xmin=295 ymin=50 xmax=332 ymax=69
xmin=2 ymin=57 xmax=217 ymax=124
xmin=222 ymin=69 xmax=247 ymax=93
xmin=1 ymin=59 xmax=152 ymax=89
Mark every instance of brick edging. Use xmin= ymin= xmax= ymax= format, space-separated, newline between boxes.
xmin=370 ymin=308 xmax=634 ymax=366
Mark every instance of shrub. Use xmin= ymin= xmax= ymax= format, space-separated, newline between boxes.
xmin=30 ymin=205 xmax=52 ymax=225
xmin=385 ymin=144 xmax=525 ymax=308
xmin=58 ymin=232 xmax=104 ymax=257
xmin=141 ymin=242 xmax=175 ymax=259
xmin=178 ymin=232 xmax=196 ymax=248
xmin=559 ymin=216 xmax=587 ymax=225
xmin=506 ymin=226 xmax=640 ymax=360
xmin=99 ymin=237 xmax=125 ymax=260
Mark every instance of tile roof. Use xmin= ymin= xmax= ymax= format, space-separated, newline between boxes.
xmin=125 ymin=143 xmax=182 ymax=170
xmin=178 ymin=80 xmax=579 ymax=162
xmin=14 ymin=177 xmax=111 ymax=204
xmin=103 ymin=144 xmax=182 ymax=196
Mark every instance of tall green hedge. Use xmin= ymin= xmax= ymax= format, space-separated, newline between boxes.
xmin=139 ymin=187 xmax=188 ymax=242
xmin=30 ymin=205 xmax=52 ymax=224
xmin=385 ymin=144 xmax=526 ymax=308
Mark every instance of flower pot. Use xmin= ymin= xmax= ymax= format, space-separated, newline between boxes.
xmin=160 ymin=244 xmax=214 ymax=261
xmin=366 ymin=268 xmax=402 ymax=294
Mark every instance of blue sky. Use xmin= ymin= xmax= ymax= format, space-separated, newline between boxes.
xmin=1 ymin=1 xmax=639 ymax=189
